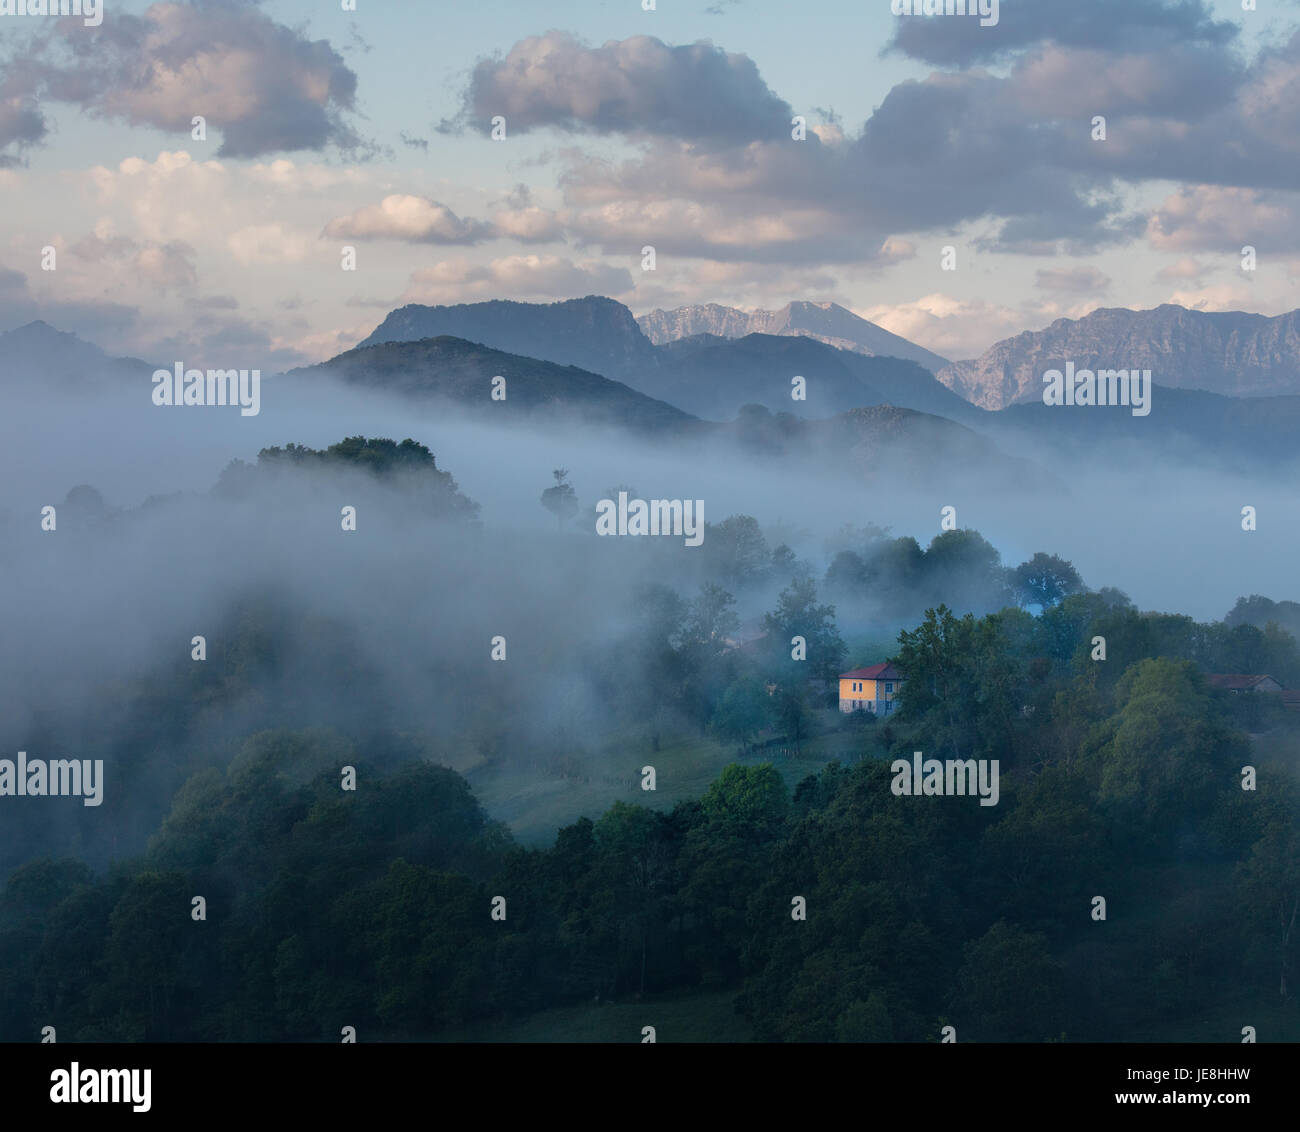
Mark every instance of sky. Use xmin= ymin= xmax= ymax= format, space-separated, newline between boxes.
xmin=2 ymin=0 xmax=1299 ymax=369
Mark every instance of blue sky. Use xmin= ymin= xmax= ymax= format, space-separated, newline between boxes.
xmin=2 ymin=0 xmax=1299 ymax=368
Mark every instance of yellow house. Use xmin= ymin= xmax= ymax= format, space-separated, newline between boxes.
xmin=839 ymin=663 xmax=904 ymax=715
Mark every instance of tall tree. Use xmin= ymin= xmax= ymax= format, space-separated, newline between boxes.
xmin=1011 ymin=552 xmax=1085 ymax=609
xmin=540 ymin=468 xmax=579 ymax=531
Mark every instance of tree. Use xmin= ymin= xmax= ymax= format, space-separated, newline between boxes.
xmin=540 ymin=468 xmax=579 ymax=531
xmin=1225 ymin=594 xmax=1300 ymax=642
xmin=1096 ymin=658 xmax=1242 ymax=841
xmin=1237 ymin=814 xmax=1300 ymax=999
xmin=893 ymin=605 xmax=1021 ymax=763
xmin=923 ymin=529 xmax=1010 ymax=613
xmin=682 ymin=583 xmax=740 ymax=660
xmin=1011 ymin=552 xmax=1085 ymax=609
xmin=677 ymin=584 xmax=742 ymax=729
xmin=700 ymin=763 xmax=789 ymax=836
xmin=772 ymin=682 xmax=814 ymax=748
xmin=762 ymin=575 xmax=846 ymax=686
xmin=711 ymin=676 xmax=772 ymax=748
xmin=950 ymin=921 xmax=1066 ymax=1041
xmin=593 ymin=804 xmax=677 ymax=997
xmin=704 ymin=515 xmax=770 ymax=589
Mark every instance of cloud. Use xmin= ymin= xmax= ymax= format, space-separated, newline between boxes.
xmin=189 ymin=294 xmax=240 ymax=311
xmin=476 ymin=184 xmax=565 ymax=244
xmin=271 ymin=321 xmax=379 ymax=364
xmin=879 ymin=236 xmax=918 ymax=264
xmin=89 ymin=152 xmax=364 ymax=248
xmin=440 ymin=27 xmax=1300 ymax=268
xmin=7 ymin=1 xmax=365 ymax=160
xmin=0 ymin=259 xmax=140 ymax=340
xmin=886 ymin=0 xmax=1235 ymax=67
xmin=0 ymin=72 xmax=46 ymax=165
xmin=399 ymin=255 xmax=634 ymax=305
xmin=1035 ymin=266 xmax=1111 ymax=294
xmin=1163 ymin=282 xmax=1256 ymax=311
xmin=71 ymin=229 xmax=197 ymax=290
xmin=1155 ymin=257 xmax=1206 ymax=284
xmin=443 ymin=32 xmax=793 ymax=145
xmin=1146 ymin=185 xmax=1300 ymax=253
xmin=858 ymin=293 xmax=1067 ymax=360
xmin=530 ymin=57 xmax=1144 ymax=261
xmin=625 ymin=259 xmax=839 ymax=314
xmin=227 ymin=224 xmax=313 ymax=266
xmin=322 ymin=196 xmax=494 ymax=244
xmin=561 ymin=193 xmax=874 ymax=264
xmin=1008 ymin=42 xmax=1243 ymax=121
xmin=137 ymin=313 xmax=317 ymax=372
xmin=1082 ymin=30 xmax=1300 ymax=191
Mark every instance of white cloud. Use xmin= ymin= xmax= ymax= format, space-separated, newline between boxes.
xmin=400 ymin=255 xmax=634 ymax=305
xmin=1163 ymin=282 xmax=1256 ymax=311
xmin=323 ymin=195 xmax=492 ymax=244
xmin=1155 ymin=257 xmax=1206 ymax=284
xmin=1147 ymin=186 xmax=1300 ymax=253
xmin=858 ymin=293 xmax=1055 ymax=360
xmin=227 ymin=224 xmax=313 ymax=266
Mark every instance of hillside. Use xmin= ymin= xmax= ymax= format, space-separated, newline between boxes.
xmin=283 ymin=335 xmax=701 ymax=436
xmin=0 ymin=320 xmax=151 ymax=390
xmin=646 ymin=332 xmax=979 ymax=422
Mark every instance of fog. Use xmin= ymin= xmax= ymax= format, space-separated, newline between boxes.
xmin=0 ymin=370 xmax=1293 ymax=870
xmin=4 ymin=373 xmax=1289 ymax=620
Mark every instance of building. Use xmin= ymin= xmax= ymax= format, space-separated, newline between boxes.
xmin=839 ymin=663 xmax=904 ymax=714
xmin=1205 ymin=674 xmax=1284 ymax=694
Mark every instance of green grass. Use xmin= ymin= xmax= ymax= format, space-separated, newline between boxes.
xmin=424 ymin=988 xmax=752 ymax=1043
xmin=470 ymin=712 xmax=889 ymax=846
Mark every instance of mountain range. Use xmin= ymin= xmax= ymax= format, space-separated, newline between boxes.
xmin=940 ymin=304 xmax=1300 ymax=410
xmin=12 ymin=294 xmax=1300 ymax=488
xmin=358 ymin=295 xmax=968 ymax=423
xmin=637 ymin=301 xmax=952 ymax=373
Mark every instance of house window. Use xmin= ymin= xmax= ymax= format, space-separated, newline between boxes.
xmin=885 ymin=682 xmax=893 ymax=694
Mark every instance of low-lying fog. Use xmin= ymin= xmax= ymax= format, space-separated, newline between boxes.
xmin=3 ymin=374 xmax=1289 ymax=626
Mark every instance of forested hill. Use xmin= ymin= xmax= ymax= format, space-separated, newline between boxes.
xmin=283 ymin=336 xmax=703 ymax=437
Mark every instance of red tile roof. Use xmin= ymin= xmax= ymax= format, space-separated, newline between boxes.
xmin=840 ymin=663 xmax=902 ymax=681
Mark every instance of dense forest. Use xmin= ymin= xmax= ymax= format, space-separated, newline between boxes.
xmin=1 ymin=438 xmax=1296 ymax=1042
